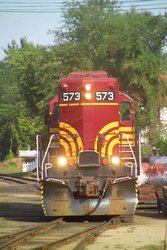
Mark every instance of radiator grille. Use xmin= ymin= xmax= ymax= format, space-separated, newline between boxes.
xmin=79 ymin=151 xmax=99 ymax=167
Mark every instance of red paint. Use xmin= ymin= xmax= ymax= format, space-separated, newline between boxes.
xmin=48 ymin=71 xmax=136 ymax=158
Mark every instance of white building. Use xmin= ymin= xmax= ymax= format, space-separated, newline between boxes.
xmin=19 ymin=150 xmax=37 ymax=172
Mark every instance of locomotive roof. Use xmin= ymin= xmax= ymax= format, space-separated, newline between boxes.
xmin=67 ymin=71 xmax=108 ymax=78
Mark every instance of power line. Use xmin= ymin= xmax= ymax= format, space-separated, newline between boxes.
xmin=0 ymin=0 xmax=166 ymax=1
xmin=0 ymin=8 xmax=166 ymax=13
xmin=0 ymin=10 xmax=63 ymax=13
xmin=0 ymin=1 xmax=166 ymax=13
xmin=0 ymin=2 xmax=166 ymax=7
xmin=0 ymin=1 xmax=166 ymax=5
xmin=123 ymin=2 xmax=167 ymax=7
xmin=0 ymin=1 xmax=60 ymax=2
xmin=0 ymin=1 xmax=166 ymax=6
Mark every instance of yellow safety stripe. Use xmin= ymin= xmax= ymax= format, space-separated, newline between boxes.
xmin=40 ymin=181 xmax=47 ymax=216
xmin=60 ymin=102 xmax=118 ymax=107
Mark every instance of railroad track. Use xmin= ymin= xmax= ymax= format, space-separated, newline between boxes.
xmin=0 ymin=216 xmax=131 ymax=249
xmin=0 ymin=174 xmax=37 ymax=185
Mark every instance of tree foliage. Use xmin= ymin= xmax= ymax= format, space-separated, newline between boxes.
xmin=0 ymin=0 xmax=167 ymax=158
xmin=5 ymin=38 xmax=60 ymax=117
xmin=54 ymin=0 xmax=167 ymax=147
xmin=0 ymin=61 xmax=19 ymax=159
xmin=2 ymin=39 xmax=65 ymax=154
xmin=156 ymin=137 xmax=167 ymax=155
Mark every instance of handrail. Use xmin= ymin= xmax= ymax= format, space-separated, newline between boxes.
xmin=36 ymin=135 xmax=40 ymax=181
xmin=40 ymin=133 xmax=79 ymax=180
xmin=45 ymin=163 xmax=53 ymax=178
xmin=113 ymin=176 xmax=131 ymax=183
xmin=38 ymin=132 xmax=138 ymax=180
xmin=120 ymin=132 xmax=138 ymax=177
xmin=41 ymin=134 xmax=55 ymax=180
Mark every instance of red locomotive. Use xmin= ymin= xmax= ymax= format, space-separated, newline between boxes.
xmin=37 ymin=71 xmax=140 ymax=216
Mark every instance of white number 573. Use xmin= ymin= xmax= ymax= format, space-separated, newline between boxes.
xmin=96 ymin=91 xmax=114 ymax=101
xmin=62 ymin=92 xmax=81 ymax=102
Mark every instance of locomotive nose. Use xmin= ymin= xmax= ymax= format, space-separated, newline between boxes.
xmin=78 ymin=150 xmax=100 ymax=167
xmin=77 ymin=150 xmax=100 ymax=197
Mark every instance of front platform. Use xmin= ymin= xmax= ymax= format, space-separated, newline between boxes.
xmin=40 ymin=178 xmax=138 ymax=216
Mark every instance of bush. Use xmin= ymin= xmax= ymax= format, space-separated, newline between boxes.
xmin=156 ymin=137 xmax=167 ymax=155
xmin=141 ymin=144 xmax=152 ymax=158
xmin=5 ymin=152 xmax=14 ymax=160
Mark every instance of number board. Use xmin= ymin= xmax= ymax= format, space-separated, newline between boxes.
xmin=95 ymin=91 xmax=115 ymax=101
xmin=61 ymin=91 xmax=115 ymax=102
xmin=61 ymin=92 xmax=81 ymax=102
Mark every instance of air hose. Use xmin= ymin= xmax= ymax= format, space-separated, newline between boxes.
xmin=85 ymin=179 xmax=111 ymax=216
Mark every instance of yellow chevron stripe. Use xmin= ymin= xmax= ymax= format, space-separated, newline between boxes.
xmin=98 ymin=121 xmax=119 ymax=135
xmin=119 ymin=127 xmax=133 ymax=132
xmin=59 ymin=130 xmax=75 ymax=157
xmin=101 ymin=130 xmax=119 ymax=156
xmin=59 ymin=122 xmax=83 ymax=158
xmin=121 ymin=133 xmax=134 ymax=140
xmin=49 ymin=128 xmax=59 ymax=133
xmin=108 ymin=138 xmax=119 ymax=161
xmin=94 ymin=121 xmax=119 ymax=156
xmin=119 ymin=126 xmax=135 ymax=142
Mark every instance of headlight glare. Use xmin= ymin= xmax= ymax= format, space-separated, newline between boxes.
xmin=57 ymin=156 xmax=67 ymax=166
xmin=85 ymin=92 xmax=92 ymax=100
xmin=111 ymin=156 xmax=120 ymax=165
xmin=85 ymin=84 xmax=91 ymax=91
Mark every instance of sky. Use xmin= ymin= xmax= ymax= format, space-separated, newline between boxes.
xmin=0 ymin=0 xmax=167 ymax=60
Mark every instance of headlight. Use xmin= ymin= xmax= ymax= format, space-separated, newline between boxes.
xmin=85 ymin=92 xmax=92 ymax=100
xmin=111 ymin=156 xmax=120 ymax=165
xmin=57 ymin=156 xmax=67 ymax=166
xmin=85 ymin=84 xmax=91 ymax=91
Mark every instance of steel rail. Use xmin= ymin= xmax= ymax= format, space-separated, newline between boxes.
xmin=74 ymin=216 xmax=133 ymax=249
xmin=38 ymin=218 xmax=117 ymax=250
xmin=73 ymin=218 xmax=116 ymax=250
xmin=0 ymin=227 xmax=40 ymax=243
xmin=0 ymin=174 xmax=37 ymax=184
xmin=0 ymin=218 xmax=64 ymax=250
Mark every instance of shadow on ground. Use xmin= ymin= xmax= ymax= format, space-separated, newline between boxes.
xmin=0 ymin=202 xmax=53 ymax=222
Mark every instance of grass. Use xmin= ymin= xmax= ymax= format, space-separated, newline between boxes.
xmin=0 ymin=167 xmax=27 ymax=177
xmin=0 ymin=158 xmax=30 ymax=177
xmin=137 ymin=243 xmax=165 ymax=250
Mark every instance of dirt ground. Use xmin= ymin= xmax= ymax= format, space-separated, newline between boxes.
xmin=86 ymin=211 xmax=167 ymax=250
xmin=0 ymin=180 xmax=166 ymax=250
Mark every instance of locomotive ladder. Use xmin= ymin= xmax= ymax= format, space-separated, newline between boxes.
xmin=119 ymin=133 xmax=137 ymax=177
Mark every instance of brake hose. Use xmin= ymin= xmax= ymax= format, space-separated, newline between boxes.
xmin=85 ymin=179 xmax=110 ymax=216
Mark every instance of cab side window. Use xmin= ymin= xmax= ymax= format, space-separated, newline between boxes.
xmin=54 ymin=103 xmax=59 ymax=124
xmin=120 ymin=102 xmax=131 ymax=121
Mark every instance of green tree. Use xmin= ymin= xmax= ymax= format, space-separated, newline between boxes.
xmin=1 ymin=38 xmax=65 ymax=156
xmin=1 ymin=1 xmax=167 ymax=158
xmin=5 ymin=38 xmax=59 ymax=117
xmin=155 ymin=122 xmax=167 ymax=155
xmin=0 ymin=61 xmax=19 ymax=159
xmin=53 ymin=0 xmax=167 ymax=146
xmin=156 ymin=137 xmax=167 ymax=155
